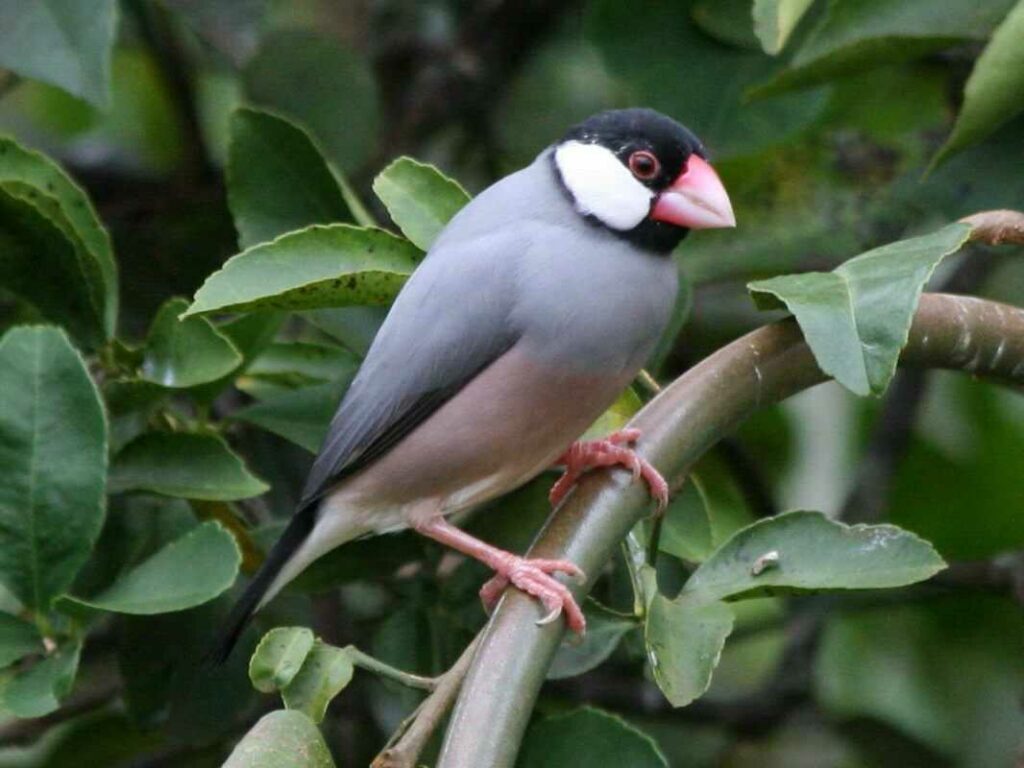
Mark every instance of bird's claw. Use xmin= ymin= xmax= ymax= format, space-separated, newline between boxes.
xmin=550 ymin=428 xmax=669 ymax=512
xmin=478 ymin=556 xmax=587 ymax=634
xmin=536 ymin=606 xmax=562 ymax=626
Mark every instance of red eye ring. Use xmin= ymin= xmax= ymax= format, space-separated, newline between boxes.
xmin=628 ymin=150 xmax=660 ymax=180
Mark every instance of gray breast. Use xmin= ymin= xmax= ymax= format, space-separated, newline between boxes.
xmin=430 ymin=149 xmax=680 ymax=376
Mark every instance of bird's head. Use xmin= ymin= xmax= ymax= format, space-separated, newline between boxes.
xmin=552 ymin=108 xmax=735 ymax=253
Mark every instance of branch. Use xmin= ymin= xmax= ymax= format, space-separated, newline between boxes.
xmin=372 ymin=636 xmax=481 ymax=768
xmin=436 ymin=292 xmax=1024 ymax=767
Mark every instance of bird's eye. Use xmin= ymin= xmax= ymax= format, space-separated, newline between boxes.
xmin=628 ymin=150 xmax=660 ymax=180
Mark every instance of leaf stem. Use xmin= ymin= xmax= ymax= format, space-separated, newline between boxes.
xmin=344 ymin=645 xmax=437 ymax=691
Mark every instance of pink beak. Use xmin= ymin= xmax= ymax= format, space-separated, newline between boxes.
xmin=650 ymin=155 xmax=735 ymax=230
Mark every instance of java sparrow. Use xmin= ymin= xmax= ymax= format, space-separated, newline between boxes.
xmin=212 ymin=108 xmax=734 ymax=661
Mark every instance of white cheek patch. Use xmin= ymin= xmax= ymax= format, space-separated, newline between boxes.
xmin=554 ymin=141 xmax=653 ymax=231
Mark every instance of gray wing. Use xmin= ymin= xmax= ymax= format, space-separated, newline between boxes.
xmin=298 ymin=229 xmax=523 ymax=507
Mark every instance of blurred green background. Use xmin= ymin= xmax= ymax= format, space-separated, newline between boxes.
xmin=0 ymin=0 xmax=1022 ymax=766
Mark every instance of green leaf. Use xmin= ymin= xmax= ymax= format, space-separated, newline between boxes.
xmin=0 ymin=136 xmax=117 ymax=336
xmin=815 ymin=597 xmax=1024 ymax=763
xmin=223 ymin=709 xmax=335 ymax=768
xmin=281 ymin=640 xmax=354 ymax=723
xmin=658 ymin=476 xmax=715 ymax=563
xmin=0 ymin=184 xmax=107 ymax=347
xmin=587 ymin=0 xmax=827 ymax=158
xmin=234 ymin=380 xmax=348 ymax=453
xmin=183 ymin=225 xmax=421 ymax=318
xmin=932 ymin=0 xmax=1024 ymax=166
xmin=692 ymin=0 xmax=762 ymax=51
xmin=109 ymin=431 xmax=269 ymax=501
xmin=0 ymin=0 xmax=117 ymax=107
xmin=580 ymin=387 xmax=643 ymax=441
xmin=644 ymin=597 xmax=734 ymax=707
xmin=227 ymin=108 xmax=353 ymax=249
xmin=750 ymin=0 xmax=1017 ymax=98
xmin=548 ymin=605 xmax=638 ymax=680
xmin=748 ymin=222 xmax=972 ymax=395
xmin=141 ymin=298 xmax=242 ymax=388
xmin=103 ymin=378 xmax=167 ymax=452
xmin=753 ymin=0 xmax=816 ymax=54
xmin=62 ymin=521 xmax=241 ymax=614
xmin=0 ymin=326 xmax=107 ymax=610
xmin=518 ymin=707 xmax=668 ymax=768
xmin=0 ymin=612 xmax=43 ymax=667
xmin=680 ymin=511 xmax=945 ymax=605
xmin=372 ymin=157 xmax=470 ymax=251
xmin=249 ymin=627 xmax=316 ymax=694
xmin=240 ymin=341 xmax=360 ymax=394
xmin=3 ymin=642 xmax=82 ymax=718
xmin=243 ymin=30 xmax=379 ymax=173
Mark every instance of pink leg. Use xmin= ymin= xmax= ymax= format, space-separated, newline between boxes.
xmin=549 ymin=428 xmax=669 ymax=511
xmin=414 ymin=516 xmax=587 ymax=633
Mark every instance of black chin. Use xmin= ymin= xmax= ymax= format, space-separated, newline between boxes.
xmin=616 ymin=217 xmax=689 ymax=254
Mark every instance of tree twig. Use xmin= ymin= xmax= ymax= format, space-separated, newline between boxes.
xmin=372 ymin=635 xmax=481 ymax=768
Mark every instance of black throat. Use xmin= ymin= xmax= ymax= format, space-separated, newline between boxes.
xmin=547 ymin=152 xmax=689 ymax=256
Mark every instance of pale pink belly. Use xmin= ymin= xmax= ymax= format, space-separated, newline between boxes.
xmin=333 ymin=345 xmax=632 ymax=532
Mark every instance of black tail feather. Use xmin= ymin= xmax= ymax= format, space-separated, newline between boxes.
xmin=207 ymin=504 xmax=316 ymax=665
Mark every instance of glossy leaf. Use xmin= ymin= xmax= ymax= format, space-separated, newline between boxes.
xmin=183 ymin=225 xmax=421 ymax=317
xmin=0 ymin=0 xmax=117 ymax=107
xmin=518 ymin=707 xmax=668 ymax=767
xmin=933 ymin=0 xmax=1024 ymax=166
xmin=753 ymin=0 xmax=816 ymax=54
xmin=0 ymin=136 xmax=117 ymax=336
xmin=250 ymin=627 xmax=316 ymax=694
xmin=680 ymin=511 xmax=945 ymax=605
xmin=0 ymin=326 xmax=107 ymax=610
xmin=227 ymin=108 xmax=353 ymax=249
xmin=141 ymin=298 xmax=242 ymax=388
xmin=281 ymin=640 xmax=354 ymax=723
xmin=749 ymin=222 xmax=972 ymax=395
xmin=3 ymin=642 xmax=82 ymax=718
xmin=548 ymin=606 xmax=638 ymax=680
xmin=372 ymin=157 xmax=469 ymax=251
xmin=0 ymin=612 xmax=43 ymax=668
xmin=0 ymin=184 xmax=107 ymax=347
xmin=223 ymin=709 xmax=335 ymax=768
xmin=63 ymin=522 xmax=241 ymax=614
xmin=109 ymin=432 xmax=269 ymax=501
xmin=234 ymin=380 xmax=348 ymax=453
xmin=241 ymin=341 xmax=360 ymax=394
xmin=751 ymin=0 xmax=1017 ymax=97
xmin=644 ymin=597 xmax=734 ymax=707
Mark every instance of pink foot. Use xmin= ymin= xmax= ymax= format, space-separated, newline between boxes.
xmin=412 ymin=517 xmax=587 ymax=634
xmin=549 ymin=428 xmax=669 ymax=512
xmin=479 ymin=556 xmax=586 ymax=633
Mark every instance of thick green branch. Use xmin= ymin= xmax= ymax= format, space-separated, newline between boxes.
xmin=436 ymin=292 xmax=1024 ymax=768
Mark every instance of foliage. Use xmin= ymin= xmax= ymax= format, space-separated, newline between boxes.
xmin=0 ymin=1 xmax=1022 ymax=766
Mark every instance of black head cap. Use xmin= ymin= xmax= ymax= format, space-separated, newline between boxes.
xmin=557 ymin=108 xmax=709 ymax=253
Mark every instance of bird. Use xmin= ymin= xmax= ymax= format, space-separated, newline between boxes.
xmin=211 ymin=108 xmax=734 ymax=661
